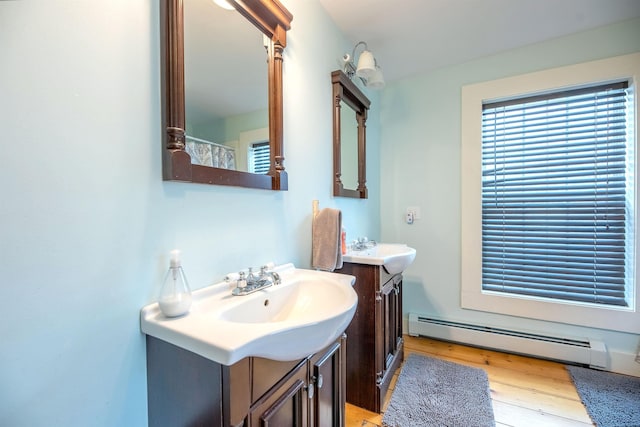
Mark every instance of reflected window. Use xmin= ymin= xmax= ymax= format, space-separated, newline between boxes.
xmin=249 ymin=141 xmax=270 ymax=174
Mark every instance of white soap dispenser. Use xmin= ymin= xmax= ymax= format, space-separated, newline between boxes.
xmin=158 ymin=249 xmax=192 ymax=317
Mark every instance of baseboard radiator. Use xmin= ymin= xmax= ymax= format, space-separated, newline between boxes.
xmin=408 ymin=313 xmax=607 ymax=369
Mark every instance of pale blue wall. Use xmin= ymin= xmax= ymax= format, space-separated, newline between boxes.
xmin=380 ymin=18 xmax=640 ymax=372
xmin=0 ymin=0 xmax=380 ymax=425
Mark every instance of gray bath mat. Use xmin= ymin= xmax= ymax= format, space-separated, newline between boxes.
xmin=567 ymin=365 xmax=640 ymax=427
xmin=382 ymin=354 xmax=495 ymax=427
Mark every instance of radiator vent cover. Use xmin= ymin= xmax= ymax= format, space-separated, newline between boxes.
xmin=408 ymin=313 xmax=607 ymax=369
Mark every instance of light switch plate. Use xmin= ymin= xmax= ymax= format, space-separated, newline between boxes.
xmin=406 ymin=206 xmax=421 ymax=220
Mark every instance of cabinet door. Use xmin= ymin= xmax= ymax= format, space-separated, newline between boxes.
xmin=388 ymin=275 xmax=404 ymax=365
xmin=250 ymin=363 xmax=309 ymax=427
xmin=380 ymin=280 xmax=398 ymax=373
xmin=310 ymin=335 xmax=346 ymax=427
xmin=394 ymin=275 xmax=403 ymax=350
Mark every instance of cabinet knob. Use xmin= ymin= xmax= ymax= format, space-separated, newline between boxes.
xmin=315 ymin=374 xmax=324 ymax=389
xmin=376 ymin=371 xmax=384 ymax=385
xmin=306 ymin=382 xmax=315 ymax=399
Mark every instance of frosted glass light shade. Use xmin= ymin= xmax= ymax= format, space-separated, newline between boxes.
xmin=213 ymin=0 xmax=235 ymax=10
xmin=367 ymin=67 xmax=385 ymax=89
xmin=356 ymin=50 xmax=376 ymax=78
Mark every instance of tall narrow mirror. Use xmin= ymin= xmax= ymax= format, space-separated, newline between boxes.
xmin=332 ymin=70 xmax=370 ymax=198
xmin=161 ymin=0 xmax=292 ymax=190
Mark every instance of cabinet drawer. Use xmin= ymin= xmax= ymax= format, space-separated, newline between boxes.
xmin=252 ymin=357 xmax=307 ymax=403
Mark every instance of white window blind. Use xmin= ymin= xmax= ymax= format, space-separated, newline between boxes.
xmin=481 ymin=81 xmax=633 ymax=307
xmin=249 ymin=141 xmax=270 ymax=174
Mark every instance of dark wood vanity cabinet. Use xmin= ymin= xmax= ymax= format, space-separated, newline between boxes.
xmin=335 ymin=263 xmax=404 ymax=413
xmin=146 ymin=334 xmax=346 ymax=427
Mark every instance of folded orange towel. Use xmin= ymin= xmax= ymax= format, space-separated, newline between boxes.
xmin=312 ymin=208 xmax=343 ymax=271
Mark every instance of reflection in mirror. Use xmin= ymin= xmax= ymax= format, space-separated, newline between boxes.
xmin=160 ymin=0 xmax=292 ymax=190
xmin=339 ymin=100 xmax=358 ymax=189
xmin=184 ymin=0 xmax=268 ymax=173
xmin=332 ymin=70 xmax=370 ymax=198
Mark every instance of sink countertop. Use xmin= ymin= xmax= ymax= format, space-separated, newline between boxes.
xmin=140 ymin=263 xmax=357 ymax=365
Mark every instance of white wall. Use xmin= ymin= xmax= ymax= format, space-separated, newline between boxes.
xmin=380 ymin=18 xmax=640 ymax=375
xmin=0 ymin=1 xmax=380 ymax=425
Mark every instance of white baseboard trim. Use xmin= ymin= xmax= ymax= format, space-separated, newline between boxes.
xmin=403 ymin=313 xmax=640 ymax=377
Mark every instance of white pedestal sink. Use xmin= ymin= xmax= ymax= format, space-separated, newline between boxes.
xmin=342 ymin=243 xmax=416 ymax=274
xmin=140 ymin=264 xmax=357 ymax=365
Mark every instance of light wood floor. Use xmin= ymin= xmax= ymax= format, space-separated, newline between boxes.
xmin=345 ymin=335 xmax=593 ymax=427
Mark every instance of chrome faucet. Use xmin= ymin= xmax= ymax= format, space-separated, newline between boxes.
xmin=231 ymin=265 xmax=281 ymax=296
xmin=351 ymin=237 xmax=377 ymax=251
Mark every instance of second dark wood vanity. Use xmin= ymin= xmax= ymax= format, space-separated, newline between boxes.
xmin=335 ymin=262 xmax=404 ymax=413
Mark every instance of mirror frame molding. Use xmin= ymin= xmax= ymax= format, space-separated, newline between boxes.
xmin=331 ymin=70 xmax=371 ymax=199
xmin=161 ymin=0 xmax=292 ymax=190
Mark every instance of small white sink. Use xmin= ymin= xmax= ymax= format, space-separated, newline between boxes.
xmin=343 ymin=243 xmax=416 ymax=274
xmin=140 ymin=264 xmax=357 ymax=365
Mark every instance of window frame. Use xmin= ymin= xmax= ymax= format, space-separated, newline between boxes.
xmin=461 ymin=53 xmax=640 ymax=333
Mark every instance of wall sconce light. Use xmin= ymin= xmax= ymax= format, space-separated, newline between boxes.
xmin=341 ymin=41 xmax=385 ymax=89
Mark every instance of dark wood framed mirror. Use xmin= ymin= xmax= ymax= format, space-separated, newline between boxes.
xmin=331 ymin=70 xmax=370 ymax=198
xmin=161 ymin=0 xmax=292 ymax=190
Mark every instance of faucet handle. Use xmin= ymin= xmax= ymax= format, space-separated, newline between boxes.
xmin=271 ymin=271 xmax=281 ymax=285
xmin=237 ymin=271 xmax=247 ymax=289
xmin=260 ymin=265 xmax=268 ymax=276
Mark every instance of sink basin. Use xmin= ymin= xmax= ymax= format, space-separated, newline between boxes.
xmin=140 ymin=264 xmax=357 ymax=365
xmin=220 ymin=280 xmax=343 ymax=324
xmin=343 ymin=243 xmax=416 ymax=274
